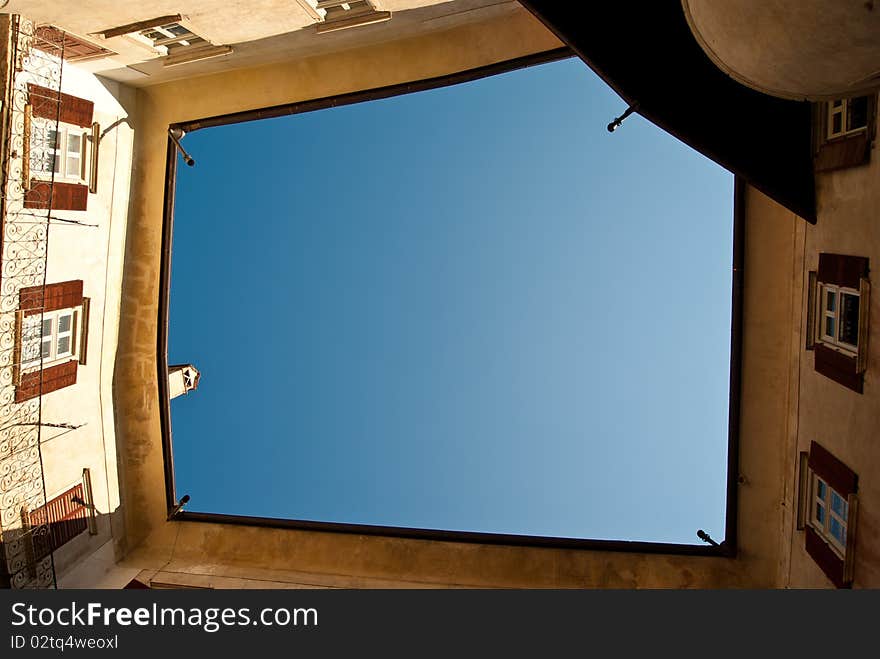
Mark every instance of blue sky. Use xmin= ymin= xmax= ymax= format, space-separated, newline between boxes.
xmin=168 ymin=57 xmax=733 ymax=543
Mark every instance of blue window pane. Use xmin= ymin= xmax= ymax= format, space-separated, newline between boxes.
xmin=825 ymin=316 xmax=835 ymax=337
xmin=830 ymin=517 xmax=845 ymax=544
xmin=831 ymin=492 xmax=847 ymax=517
xmin=817 ymin=480 xmax=826 ymax=500
xmin=827 ymin=290 xmax=836 ymax=312
xmin=816 ymin=503 xmax=825 ymax=524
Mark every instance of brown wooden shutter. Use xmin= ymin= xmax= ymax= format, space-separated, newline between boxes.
xmin=24 ymin=179 xmax=88 ymax=211
xmin=19 ymin=280 xmax=83 ymax=315
xmin=814 ymin=344 xmax=862 ymax=393
xmin=15 ymin=359 xmax=78 ymax=402
xmin=27 ymin=83 xmax=93 ymax=128
xmin=805 ymin=526 xmax=848 ymax=588
xmin=815 ymin=133 xmax=870 ymax=172
xmin=28 ymin=484 xmax=88 ymax=560
xmin=817 ymin=253 xmax=869 ymax=289
xmin=808 ymin=441 xmax=858 ymax=497
xmin=34 ymin=26 xmax=114 ymax=62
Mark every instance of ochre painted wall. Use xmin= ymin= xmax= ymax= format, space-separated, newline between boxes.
xmin=112 ymin=10 xmax=797 ymax=588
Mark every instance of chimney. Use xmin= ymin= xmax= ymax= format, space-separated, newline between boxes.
xmin=168 ymin=364 xmax=200 ymax=399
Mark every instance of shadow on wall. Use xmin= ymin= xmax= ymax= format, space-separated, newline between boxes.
xmin=0 ymin=501 xmax=125 ymax=589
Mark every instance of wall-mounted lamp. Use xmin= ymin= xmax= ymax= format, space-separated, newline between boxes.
xmin=168 ymin=127 xmax=195 ymax=166
xmin=168 ymin=494 xmax=191 ymax=519
xmin=607 ymin=104 xmax=639 ymax=133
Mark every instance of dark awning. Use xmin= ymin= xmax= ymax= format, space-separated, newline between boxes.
xmin=520 ymin=1 xmax=817 ymax=223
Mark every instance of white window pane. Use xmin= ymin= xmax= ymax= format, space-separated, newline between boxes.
xmin=67 ymin=133 xmax=81 ymax=155
xmin=66 ymin=155 xmax=80 ymax=176
xmin=57 ymin=336 xmax=70 ymax=355
xmin=58 ymin=313 xmax=72 ymax=333
xmin=41 ymin=339 xmax=51 ymax=359
xmin=41 ymin=318 xmax=52 ymax=338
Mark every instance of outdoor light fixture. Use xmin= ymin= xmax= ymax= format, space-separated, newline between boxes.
xmin=168 ymin=494 xmax=191 ymax=519
xmin=607 ymin=104 xmax=638 ymax=132
xmin=696 ymin=529 xmax=719 ymax=547
xmin=168 ymin=127 xmax=195 ymax=166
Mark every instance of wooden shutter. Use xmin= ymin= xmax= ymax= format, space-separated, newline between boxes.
xmin=19 ymin=280 xmax=83 ymax=315
xmin=804 ymin=442 xmax=857 ymax=588
xmin=815 ymin=134 xmax=870 ymax=172
xmin=27 ymin=83 xmax=93 ymax=128
xmin=808 ymin=441 xmax=857 ymax=497
xmin=818 ymin=253 xmax=869 ymax=289
xmin=805 ymin=526 xmax=848 ymax=588
xmin=24 ymin=180 xmax=88 ymax=211
xmin=814 ymin=344 xmax=862 ymax=393
xmin=34 ymin=26 xmax=114 ymax=62
xmin=28 ymin=484 xmax=88 ymax=560
xmin=15 ymin=359 xmax=78 ymax=402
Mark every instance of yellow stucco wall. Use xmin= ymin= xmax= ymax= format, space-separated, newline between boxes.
xmin=110 ymin=9 xmax=799 ymax=588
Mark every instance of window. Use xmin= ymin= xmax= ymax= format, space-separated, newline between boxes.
xmin=827 ymin=97 xmax=868 ymax=139
xmin=809 ymin=253 xmax=870 ymax=393
xmin=814 ymin=94 xmax=875 ymax=172
xmin=139 ymin=22 xmax=206 ymax=53
xmin=799 ymin=441 xmax=858 ymax=588
xmin=816 ymin=283 xmax=860 ymax=355
xmin=30 ymin=123 xmax=86 ymax=182
xmin=810 ymin=474 xmax=848 ymax=553
xmin=14 ymin=281 xmax=89 ymax=402
xmin=315 ymin=1 xmax=392 ymax=34
xmin=24 ymin=84 xmax=94 ymax=210
xmin=21 ymin=307 xmax=79 ymax=369
xmin=103 ymin=16 xmax=232 ymax=67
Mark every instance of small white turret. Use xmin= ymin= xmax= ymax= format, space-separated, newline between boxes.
xmin=168 ymin=364 xmax=200 ymax=399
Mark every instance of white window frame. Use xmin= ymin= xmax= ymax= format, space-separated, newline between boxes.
xmin=816 ymin=282 xmax=860 ymax=356
xmin=29 ymin=119 xmax=88 ymax=184
xmin=20 ymin=306 xmax=81 ymax=372
xmin=826 ymin=98 xmax=868 ymax=139
xmin=809 ymin=474 xmax=848 ymax=556
xmin=136 ymin=21 xmax=205 ymax=54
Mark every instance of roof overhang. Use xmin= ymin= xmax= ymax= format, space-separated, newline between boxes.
xmin=519 ymin=1 xmax=817 ymax=223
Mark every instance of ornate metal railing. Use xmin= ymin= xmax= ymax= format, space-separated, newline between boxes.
xmin=0 ymin=15 xmax=64 ymax=589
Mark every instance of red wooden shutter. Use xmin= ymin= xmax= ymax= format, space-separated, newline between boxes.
xmin=807 ymin=441 xmax=857 ymax=497
xmin=15 ymin=359 xmax=78 ymax=402
xmin=815 ymin=134 xmax=870 ymax=172
xmin=24 ymin=180 xmax=88 ymax=211
xmin=28 ymin=484 xmax=88 ymax=560
xmin=805 ymin=526 xmax=847 ymax=588
xmin=34 ymin=26 xmax=114 ymax=62
xmin=814 ymin=344 xmax=862 ymax=394
xmin=27 ymin=83 xmax=93 ymax=128
xmin=804 ymin=442 xmax=856 ymax=588
xmin=817 ymin=253 xmax=869 ymax=289
xmin=19 ymin=280 xmax=84 ymax=315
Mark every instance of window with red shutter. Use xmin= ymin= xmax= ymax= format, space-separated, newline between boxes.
xmin=799 ymin=441 xmax=859 ymax=588
xmin=814 ymin=95 xmax=876 ymax=172
xmin=810 ymin=253 xmax=870 ymax=393
xmin=27 ymin=484 xmax=89 ymax=560
xmin=14 ymin=281 xmax=87 ymax=401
